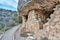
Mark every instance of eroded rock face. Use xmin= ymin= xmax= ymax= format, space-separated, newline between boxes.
xmin=19 ymin=5 xmax=60 ymax=40
xmin=20 ymin=10 xmax=40 ymax=37
xmin=18 ymin=0 xmax=60 ymax=17
xmin=18 ymin=0 xmax=60 ymax=40
xmin=44 ymin=5 xmax=60 ymax=40
xmin=33 ymin=5 xmax=60 ymax=40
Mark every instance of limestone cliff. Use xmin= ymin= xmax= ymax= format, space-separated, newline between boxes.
xmin=17 ymin=0 xmax=60 ymax=40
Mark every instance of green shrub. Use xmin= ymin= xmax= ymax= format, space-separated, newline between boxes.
xmin=0 ymin=24 xmax=4 ymax=30
xmin=1 ymin=27 xmax=11 ymax=32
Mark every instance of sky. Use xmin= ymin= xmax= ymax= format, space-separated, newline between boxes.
xmin=0 ymin=0 xmax=18 ymax=11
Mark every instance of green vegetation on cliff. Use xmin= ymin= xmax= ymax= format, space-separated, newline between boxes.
xmin=0 ymin=8 xmax=21 ymax=34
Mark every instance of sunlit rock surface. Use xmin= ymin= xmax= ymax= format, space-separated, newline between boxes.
xmin=33 ymin=5 xmax=60 ymax=40
xmin=17 ymin=0 xmax=60 ymax=40
xmin=20 ymin=10 xmax=40 ymax=36
xmin=19 ymin=5 xmax=60 ymax=40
